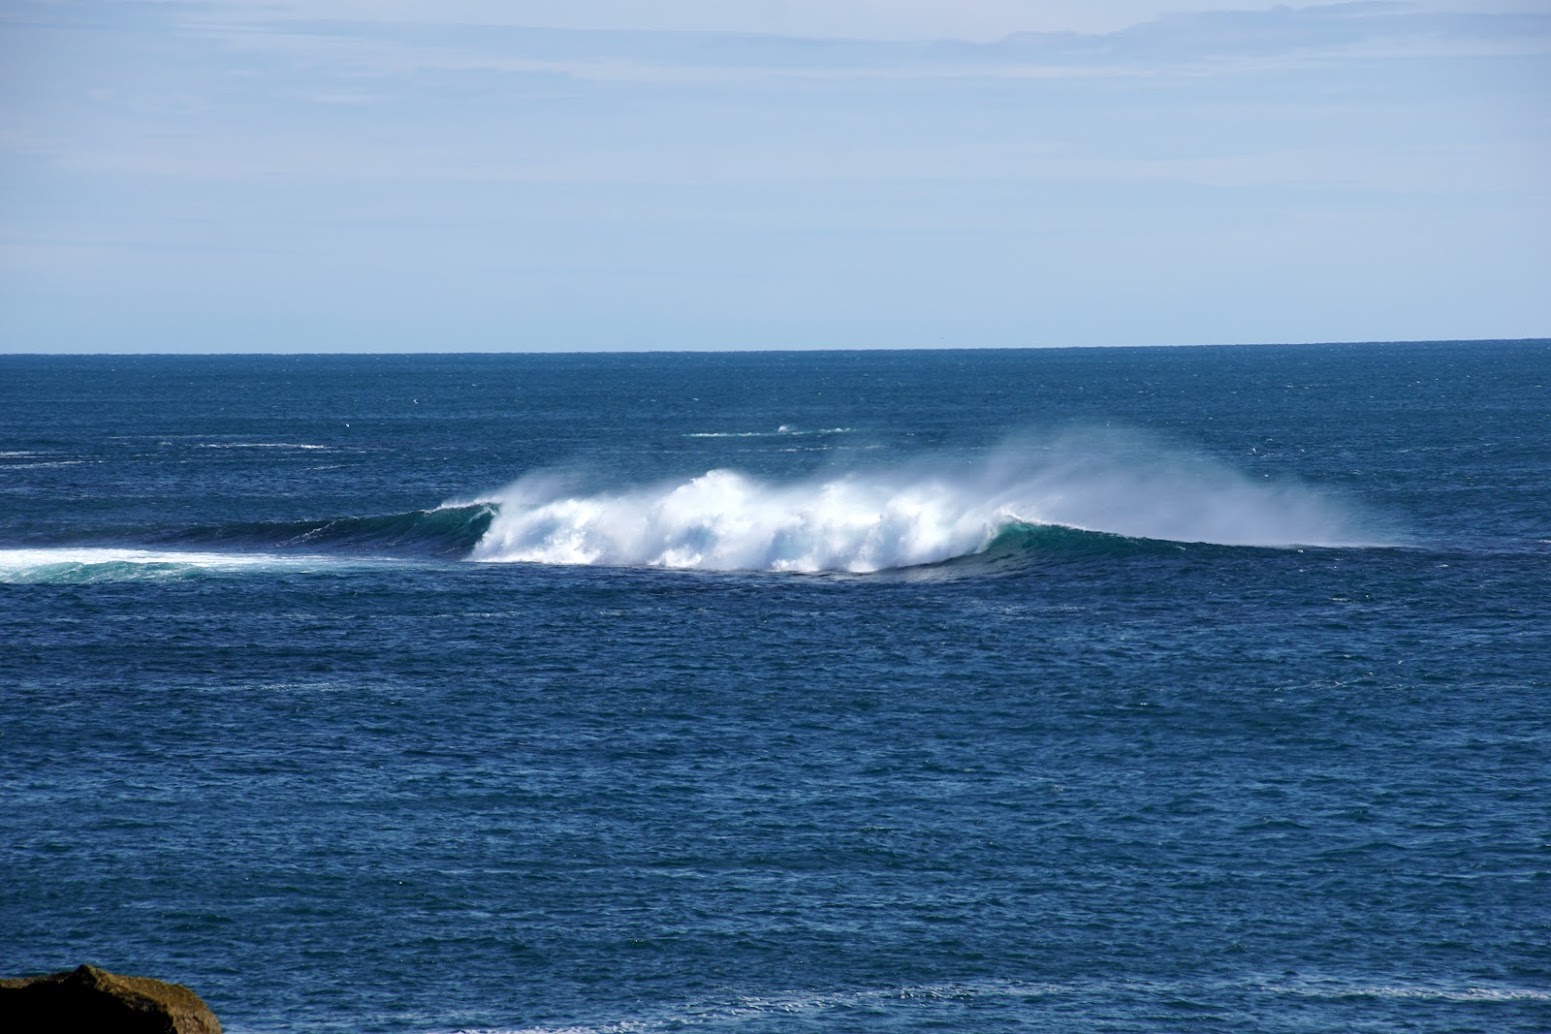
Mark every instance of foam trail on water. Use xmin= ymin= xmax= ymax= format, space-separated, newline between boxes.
xmin=0 ymin=548 xmax=358 ymax=584
xmin=469 ymin=434 xmax=1375 ymax=573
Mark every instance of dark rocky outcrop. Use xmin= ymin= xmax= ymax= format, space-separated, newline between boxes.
xmin=0 ymin=964 xmax=221 ymax=1034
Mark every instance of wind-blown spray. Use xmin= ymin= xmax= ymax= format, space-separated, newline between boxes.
xmin=469 ymin=432 xmax=1370 ymax=572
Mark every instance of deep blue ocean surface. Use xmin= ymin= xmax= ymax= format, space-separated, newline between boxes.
xmin=2 ymin=343 xmax=1549 ymax=1033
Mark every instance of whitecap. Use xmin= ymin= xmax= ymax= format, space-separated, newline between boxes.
xmin=683 ymin=426 xmax=851 ymax=439
xmin=194 ymin=442 xmax=331 ymax=450
xmin=469 ymin=431 xmax=1378 ymax=573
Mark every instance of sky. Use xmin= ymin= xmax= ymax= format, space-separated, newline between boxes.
xmin=1 ymin=0 xmax=1548 ymax=352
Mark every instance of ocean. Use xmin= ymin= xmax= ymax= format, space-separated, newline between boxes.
xmin=2 ymin=342 xmax=1548 ymax=1033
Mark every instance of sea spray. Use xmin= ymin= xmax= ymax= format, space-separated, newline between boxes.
xmin=468 ymin=431 xmax=1371 ymax=572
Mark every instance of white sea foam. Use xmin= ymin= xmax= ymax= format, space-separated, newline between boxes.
xmin=0 ymin=548 xmax=350 ymax=584
xmin=450 ymin=974 xmax=1547 ymax=1034
xmin=194 ymin=442 xmax=331 ymax=450
xmin=1269 ymin=980 xmax=1551 ymax=1002
xmin=469 ymin=432 xmax=1375 ymax=573
xmin=1 ymin=460 xmax=87 ymax=469
xmin=684 ymin=426 xmax=851 ymax=439
xmin=460 ymin=981 xmax=1074 ymax=1034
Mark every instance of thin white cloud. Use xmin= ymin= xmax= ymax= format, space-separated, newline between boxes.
xmin=3 ymin=3 xmax=1545 ymax=192
xmin=135 ymin=0 xmax=1551 ymax=41
xmin=170 ymin=4 xmax=1551 ymax=88
xmin=3 ymin=0 xmax=1547 ymax=350
xmin=133 ymin=0 xmax=1265 ymax=40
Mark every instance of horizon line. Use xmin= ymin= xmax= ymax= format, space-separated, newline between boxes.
xmin=3 ymin=337 xmax=1549 ymax=358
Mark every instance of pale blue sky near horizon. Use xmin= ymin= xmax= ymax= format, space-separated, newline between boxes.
xmin=1 ymin=0 xmax=1548 ymax=353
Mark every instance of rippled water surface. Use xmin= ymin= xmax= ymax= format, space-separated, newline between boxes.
xmin=2 ymin=344 xmax=1548 ymax=1032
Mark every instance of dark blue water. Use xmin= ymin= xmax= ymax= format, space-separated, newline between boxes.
xmin=3 ymin=343 xmax=1549 ymax=1033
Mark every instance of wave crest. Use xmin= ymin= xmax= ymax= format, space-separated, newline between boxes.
xmin=471 ymin=469 xmax=1004 ymax=572
xmin=469 ymin=436 xmax=1372 ymax=573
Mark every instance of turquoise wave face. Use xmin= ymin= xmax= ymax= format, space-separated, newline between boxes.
xmin=161 ymin=503 xmax=498 ymax=557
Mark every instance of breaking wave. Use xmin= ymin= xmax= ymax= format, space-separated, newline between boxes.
xmin=469 ymin=437 xmax=1373 ymax=573
xmin=2 ymin=438 xmax=1380 ymax=580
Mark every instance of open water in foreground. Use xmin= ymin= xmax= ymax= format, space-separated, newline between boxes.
xmin=2 ymin=343 xmax=1548 ymax=1033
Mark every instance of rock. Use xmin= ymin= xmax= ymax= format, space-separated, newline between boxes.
xmin=0 ymin=964 xmax=222 ymax=1034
